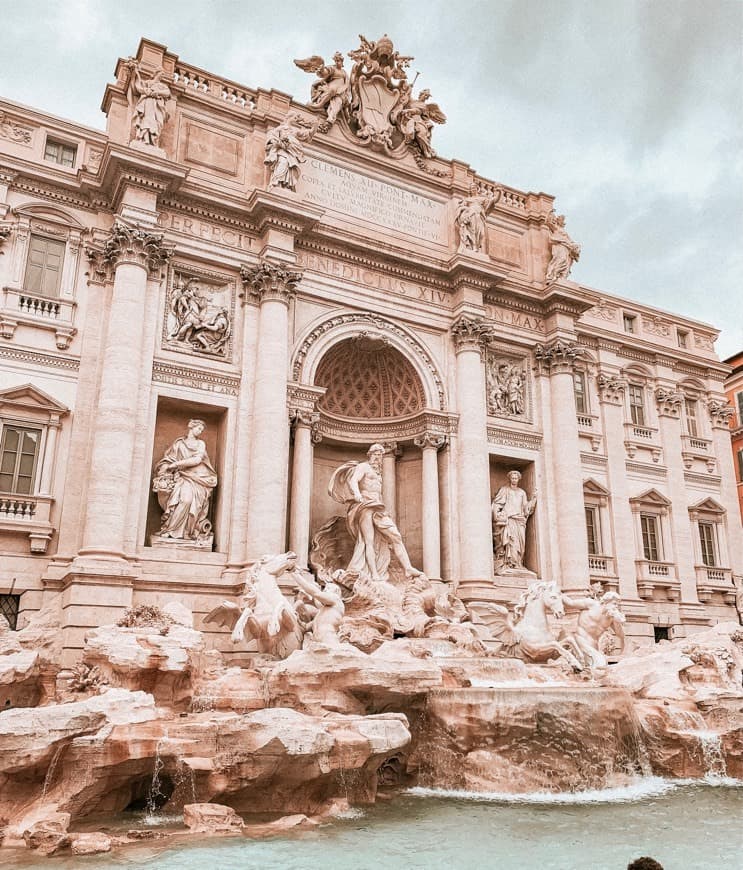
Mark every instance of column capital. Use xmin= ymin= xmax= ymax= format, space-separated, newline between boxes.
xmin=240 ymin=260 xmax=302 ymax=306
xmin=655 ymin=386 xmax=683 ymax=419
xmin=0 ymin=223 xmax=11 ymax=250
xmin=451 ymin=315 xmax=495 ymax=354
xmin=85 ymin=220 xmax=173 ymax=283
xmin=534 ymin=338 xmax=584 ymax=375
xmin=414 ymin=433 xmax=448 ymax=450
xmin=289 ymin=408 xmax=322 ymax=443
xmin=596 ymin=371 xmax=627 ymax=405
xmin=707 ymin=398 xmax=735 ymax=430
xmin=381 ymin=441 xmax=402 ymax=457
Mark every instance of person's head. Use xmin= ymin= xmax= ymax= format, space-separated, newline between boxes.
xmin=419 ymin=89 xmax=431 ymax=101
xmin=627 ymin=858 xmax=664 ymax=870
xmin=333 ymin=51 xmax=344 ymax=66
xmin=188 ymin=419 xmax=206 ymax=436
xmin=367 ymin=443 xmax=385 ymax=469
xmin=507 ymin=470 xmax=522 ymax=486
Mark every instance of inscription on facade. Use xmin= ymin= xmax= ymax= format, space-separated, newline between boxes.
xmin=300 ymin=158 xmax=448 ymax=244
xmin=485 ymin=303 xmax=546 ymax=334
xmin=296 ymin=250 xmax=449 ymax=306
xmin=157 ymin=210 xmax=253 ymax=252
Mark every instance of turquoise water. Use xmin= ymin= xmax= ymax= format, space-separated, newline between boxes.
xmin=11 ymin=779 xmax=743 ymax=870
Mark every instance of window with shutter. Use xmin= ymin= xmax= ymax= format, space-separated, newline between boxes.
xmin=23 ymin=235 xmax=65 ymax=297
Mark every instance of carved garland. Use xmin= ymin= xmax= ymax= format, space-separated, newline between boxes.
xmin=292 ymin=312 xmax=446 ymax=411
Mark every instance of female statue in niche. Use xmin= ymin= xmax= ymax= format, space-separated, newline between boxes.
xmin=491 ymin=469 xmax=537 ymax=574
xmin=125 ymin=59 xmax=172 ymax=148
xmin=152 ymin=419 xmax=218 ymax=546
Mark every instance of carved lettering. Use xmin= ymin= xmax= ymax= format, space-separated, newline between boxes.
xmin=300 ymin=158 xmax=448 ymax=244
xmin=485 ymin=304 xmax=546 ymax=334
xmin=157 ymin=211 xmax=252 ymax=252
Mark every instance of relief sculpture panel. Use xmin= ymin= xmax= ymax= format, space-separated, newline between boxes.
xmin=163 ymin=266 xmax=234 ymax=360
xmin=485 ymin=352 xmax=529 ymax=420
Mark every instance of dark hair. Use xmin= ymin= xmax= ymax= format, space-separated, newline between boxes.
xmin=627 ymin=858 xmax=664 ymax=870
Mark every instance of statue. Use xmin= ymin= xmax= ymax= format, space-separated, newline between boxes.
xmin=545 ymin=212 xmax=581 ymax=283
xmin=204 ymin=552 xmax=304 ymax=658
xmin=264 ymin=111 xmax=317 ymax=191
xmin=151 ymin=419 xmax=217 ymax=547
xmin=293 ymin=572 xmax=345 ymax=647
xmin=491 ymin=470 xmax=537 ymax=574
xmin=328 ymin=443 xmax=424 ymax=584
xmin=293 ymin=52 xmax=350 ymax=127
xmin=469 ymin=580 xmax=584 ymax=670
xmin=454 ymin=186 xmax=501 ymax=253
xmin=125 ymin=59 xmax=171 ymax=148
xmin=560 ymin=590 xmax=626 ymax=673
xmin=394 ymin=86 xmax=446 ymax=159
xmin=167 ymin=276 xmax=231 ymax=356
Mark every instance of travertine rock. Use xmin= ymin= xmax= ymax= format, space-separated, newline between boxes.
xmin=22 ymin=811 xmax=70 ymax=856
xmin=83 ymin=622 xmax=205 ymax=706
xmin=183 ymin=802 xmax=244 ymax=834
xmin=71 ymin=832 xmax=112 ymax=855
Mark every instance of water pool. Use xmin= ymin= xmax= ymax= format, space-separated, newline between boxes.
xmin=11 ymin=779 xmax=743 ymax=870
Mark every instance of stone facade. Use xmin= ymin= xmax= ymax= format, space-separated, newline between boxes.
xmin=0 ymin=37 xmax=740 ymax=661
xmin=723 ymin=350 xmax=743 ymax=522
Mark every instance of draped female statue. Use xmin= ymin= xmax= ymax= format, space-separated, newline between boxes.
xmin=152 ymin=419 xmax=218 ymax=547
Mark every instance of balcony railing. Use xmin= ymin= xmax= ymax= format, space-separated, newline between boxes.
xmin=1 ymin=287 xmax=77 ymax=349
xmin=636 ymin=559 xmax=680 ymax=600
xmin=0 ymin=492 xmax=54 ymax=553
xmin=682 ymin=435 xmax=712 ymax=454
xmin=588 ymin=554 xmax=617 ymax=576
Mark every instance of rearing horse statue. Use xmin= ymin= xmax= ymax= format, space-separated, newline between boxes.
xmin=469 ymin=580 xmax=584 ymax=671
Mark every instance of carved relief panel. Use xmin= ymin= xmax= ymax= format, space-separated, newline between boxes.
xmin=485 ymin=350 xmax=530 ymax=421
xmin=163 ymin=265 xmax=235 ymax=361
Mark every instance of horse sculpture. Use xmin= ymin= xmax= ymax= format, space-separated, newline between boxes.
xmin=469 ymin=580 xmax=584 ymax=671
xmin=205 ymin=551 xmax=304 ymax=658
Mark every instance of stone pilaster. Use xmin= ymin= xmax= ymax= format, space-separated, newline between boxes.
xmin=78 ymin=222 xmax=172 ymax=561
xmin=534 ymin=339 xmax=589 ymax=590
xmin=414 ymin=433 xmax=447 ymax=580
xmin=596 ymin=372 xmax=637 ymax=598
xmin=451 ymin=315 xmax=495 ymax=581
xmin=241 ymin=261 xmax=301 ymax=560
xmin=707 ymin=400 xmax=743 ymax=577
xmin=655 ymin=387 xmax=697 ymax=602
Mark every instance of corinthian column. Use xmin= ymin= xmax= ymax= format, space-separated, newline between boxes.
xmin=534 ymin=339 xmax=590 ymax=590
xmin=79 ymin=222 xmax=172 ymax=560
xmin=708 ymin=400 xmax=743 ymax=577
xmin=241 ymin=261 xmax=301 ymax=560
xmin=451 ymin=316 xmax=495 ymax=581
xmin=289 ymin=409 xmax=321 ymax=569
xmin=414 ymin=433 xmax=446 ymax=580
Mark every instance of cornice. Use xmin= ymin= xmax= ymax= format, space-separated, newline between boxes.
xmin=244 ymin=188 xmax=324 ymax=236
xmin=0 ymin=345 xmax=80 ymax=372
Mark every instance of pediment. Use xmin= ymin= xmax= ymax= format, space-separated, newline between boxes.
xmin=13 ymin=203 xmax=85 ymax=230
xmin=688 ymin=497 xmax=725 ymax=515
xmin=583 ymin=477 xmax=611 ymax=497
xmin=629 ymin=487 xmax=672 ymax=508
xmin=0 ymin=383 xmax=69 ymax=416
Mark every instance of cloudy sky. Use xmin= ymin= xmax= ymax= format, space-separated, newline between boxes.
xmin=2 ymin=0 xmax=741 ymax=358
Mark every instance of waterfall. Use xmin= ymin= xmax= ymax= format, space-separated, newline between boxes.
xmin=40 ymin=742 xmax=66 ymax=800
xmin=145 ymin=734 xmax=168 ymax=819
xmin=696 ymin=732 xmax=727 ymax=779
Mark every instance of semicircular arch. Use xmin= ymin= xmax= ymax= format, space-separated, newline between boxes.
xmin=291 ymin=310 xmax=446 ymax=411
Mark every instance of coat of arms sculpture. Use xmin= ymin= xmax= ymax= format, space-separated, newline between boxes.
xmin=295 ymin=34 xmax=447 ymax=171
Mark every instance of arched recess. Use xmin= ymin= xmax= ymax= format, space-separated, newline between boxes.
xmin=291 ymin=310 xmax=446 ymax=412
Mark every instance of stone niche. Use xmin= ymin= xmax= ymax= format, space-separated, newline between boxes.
xmin=308 ymin=441 xmax=423 ymax=571
xmin=145 ymin=397 xmax=227 ymax=551
xmin=489 ymin=458 xmax=539 ymax=577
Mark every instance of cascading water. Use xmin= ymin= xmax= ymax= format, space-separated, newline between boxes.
xmin=40 ymin=742 xmax=66 ymax=801
xmin=145 ymin=734 xmax=169 ymax=820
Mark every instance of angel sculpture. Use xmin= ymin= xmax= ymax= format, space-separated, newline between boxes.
xmin=394 ymin=87 xmax=446 ymax=159
xmin=204 ymin=552 xmax=304 ymax=658
xmin=293 ymin=52 xmax=350 ymax=127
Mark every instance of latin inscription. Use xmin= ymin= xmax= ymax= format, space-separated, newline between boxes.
xmin=300 ymin=158 xmax=448 ymax=245
xmin=296 ymin=250 xmax=449 ymax=306
xmin=157 ymin=211 xmax=253 ymax=252
xmin=486 ymin=303 xmax=545 ymax=334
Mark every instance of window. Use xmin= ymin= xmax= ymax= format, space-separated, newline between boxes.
xmin=640 ymin=513 xmax=661 ymax=561
xmin=738 ymin=449 xmax=743 ymax=482
xmin=23 ymin=235 xmax=65 ymax=298
xmin=0 ymin=594 xmax=20 ymax=631
xmin=684 ymin=398 xmax=698 ymax=437
xmin=573 ymin=372 xmax=588 ymax=414
xmin=698 ymin=522 xmax=717 ymax=567
xmin=653 ymin=626 xmax=670 ymax=643
xmin=737 ymin=392 xmax=743 ymax=427
xmin=44 ymin=139 xmax=77 ymax=168
xmin=629 ymin=384 xmax=646 ymax=426
xmin=0 ymin=425 xmax=41 ymax=494
xmin=623 ymin=314 xmax=636 ymax=334
xmin=677 ymin=330 xmax=688 ymax=349
xmin=585 ymin=506 xmax=600 ymax=555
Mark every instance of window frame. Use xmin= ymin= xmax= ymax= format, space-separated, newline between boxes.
xmin=684 ymin=397 xmax=699 ymax=437
xmin=0 ymin=422 xmax=43 ymax=495
xmin=628 ymin=383 xmax=646 ymax=426
xmin=43 ymin=136 xmax=78 ymax=169
xmin=585 ymin=505 xmax=601 ymax=556
xmin=23 ymin=232 xmax=67 ymax=299
xmin=573 ymin=370 xmax=588 ymax=415
xmin=623 ymin=313 xmax=636 ymax=334
xmin=677 ymin=329 xmax=688 ymax=349
xmin=640 ymin=512 xmax=661 ymax=561
xmin=697 ymin=521 xmax=717 ymax=567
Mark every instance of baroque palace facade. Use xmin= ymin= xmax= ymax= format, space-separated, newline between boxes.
xmin=0 ymin=37 xmax=740 ymax=662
